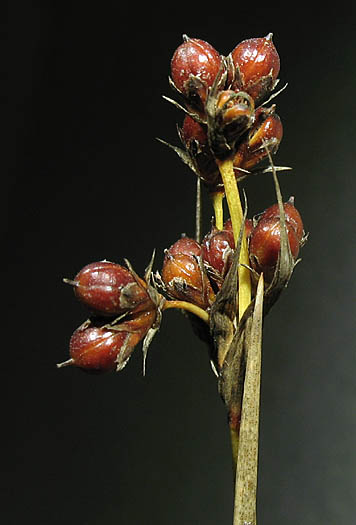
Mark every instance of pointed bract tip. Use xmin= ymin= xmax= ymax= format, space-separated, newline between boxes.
xmin=57 ymin=358 xmax=75 ymax=369
xmin=63 ymin=278 xmax=77 ymax=287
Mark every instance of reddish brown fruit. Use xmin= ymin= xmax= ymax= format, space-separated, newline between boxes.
xmin=166 ymin=236 xmax=202 ymax=258
xmin=67 ymin=325 xmax=143 ymax=372
xmin=224 ymin=217 xmax=253 ymax=239
xmin=65 ymin=261 xmax=150 ymax=316
xmin=181 ymin=115 xmax=208 ymax=146
xmin=230 ymin=34 xmax=280 ymax=103
xmin=233 ymin=106 xmax=283 ymax=173
xmin=258 ymin=200 xmax=304 ymax=241
xmin=180 ymin=115 xmax=221 ymax=190
xmin=201 ymin=227 xmax=235 ymax=277
xmin=161 ymin=252 xmax=214 ymax=309
xmin=249 ymin=217 xmax=300 ymax=281
xmin=171 ymin=36 xmax=222 ymax=108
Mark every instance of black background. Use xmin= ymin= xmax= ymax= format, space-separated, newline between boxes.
xmin=6 ymin=3 xmax=356 ymax=524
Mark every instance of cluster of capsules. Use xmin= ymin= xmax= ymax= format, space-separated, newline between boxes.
xmin=57 ymin=34 xmax=306 ymax=374
xmin=166 ymin=33 xmax=284 ymax=191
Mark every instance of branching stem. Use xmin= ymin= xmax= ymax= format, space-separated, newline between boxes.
xmin=162 ymin=300 xmax=209 ymax=324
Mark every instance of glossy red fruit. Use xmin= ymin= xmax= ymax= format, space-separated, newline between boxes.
xmin=224 ymin=217 xmax=253 ymax=239
xmin=181 ymin=115 xmax=209 ymax=146
xmin=249 ymin=217 xmax=300 ymax=280
xmin=161 ymin=251 xmax=214 ymax=309
xmin=201 ymin=227 xmax=235 ymax=277
xmin=180 ymin=115 xmax=221 ymax=190
xmin=66 ymin=261 xmax=150 ymax=316
xmin=171 ymin=36 xmax=222 ymax=108
xmin=166 ymin=236 xmax=202 ymax=258
xmin=67 ymin=325 xmax=143 ymax=372
xmin=258 ymin=199 xmax=304 ymax=241
xmin=230 ymin=34 xmax=280 ymax=103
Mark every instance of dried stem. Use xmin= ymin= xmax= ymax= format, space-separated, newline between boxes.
xmin=233 ymin=274 xmax=264 ymax=525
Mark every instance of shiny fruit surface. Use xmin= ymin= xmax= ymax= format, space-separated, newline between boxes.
xmin=71 ymin=261 xmax=149 ymax=316
xmin=249 ymin=217 xmax=300 ymax=280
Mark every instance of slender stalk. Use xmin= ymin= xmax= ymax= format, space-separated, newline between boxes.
xmin=211 ymin=191 xmax=224 ymax=230
xmin=162 ymin=299 xmax=209 ymax=324
xmin=217 ymin=159 xmax=251 ymax=321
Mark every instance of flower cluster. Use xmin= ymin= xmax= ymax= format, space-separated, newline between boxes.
xmin=165 ymin=34 xmax=284 ymax=194
xmin=157 ymin=198 xmax=305 ymax=310
xmin=58 ymin=33 xmax=307 ymax=379
xmin=58 ymin=261 xmax=161 ymax=372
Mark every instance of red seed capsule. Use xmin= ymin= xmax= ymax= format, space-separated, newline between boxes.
xmin=224 ymin=217 xmax=254 ymax=239
xmin=67 ymin=325 xmax=143 ymax=372
xmin=166 ymin=236 xmax=202 ymax=258
xmin=161 ymin=251 xmax=214 ymax=309
xmin=201 ymin=227 xmax=235 ymax=277
xmin=258 ymin=200 xmax=304 ymax=241
xmin=249 ymin=217 xmax=300 ymax=281
xmin=230 ymin=34 xmax=280 ymax=103
xmin=66 ymin=261 xmax=150 ymax=316
xmin=233 ymin=106 xmax=283 ymax=173
xmin=180 ymin=115 xmax=221 ymax=190
xmin=181 ymin=115 xmax=209 ymax=146
xmin=171 ymin=36 xmax=223 ymax=109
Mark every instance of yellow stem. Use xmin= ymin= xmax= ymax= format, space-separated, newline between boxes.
xmin=217 ymin=158 xmax=251 ymax=321
xmin=211 ymin=191 xmax=224 ymax=230
xmin=162 ymin=299 xmax=209 ymax=324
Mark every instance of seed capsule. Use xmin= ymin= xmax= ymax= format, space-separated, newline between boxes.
xmin=224 ymin=217 xmax=254 ymax=239
xmin=258 ymin=199 xmax=304 ymax=241
xmin=180 ymin=116 xmax=221 ymax=189
xmin=161 ymin=251 xmax=214 ymax=309
xmin=230 ymin=34 xmax=280 ymax=103
xmin=65 ymin=261 xmax=150 ymax=316
xmin=166 ymin=236 xmax=202 ymax=258
xmin=171 ymin=36 xmax=223 ymax=109
xmin=249 ymin=217 xmax=300 ymax=281
xmin=201 ymin=227 xmax=235 ymax=278
xmin=181 ymin=115 xmax=209 ymax=146
xmin=233 ymin=106 xmax=283 ymax=173
xmin=67 ymin=325 xmax=143 ymax=372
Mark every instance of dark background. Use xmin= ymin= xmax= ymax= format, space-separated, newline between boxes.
xmin=5 ymin=3 xmax=355 ymax=524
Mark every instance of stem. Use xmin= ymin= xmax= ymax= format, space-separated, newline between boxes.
xmin=162 ymin=299 xmax=209 ymax=324
xmin=217 ymin=159 xmax=251 ymax=321
xmin=211 ymin=191 xmax=224 ymax=230
xmin=233 ymin=274 xmax=264 ymax=525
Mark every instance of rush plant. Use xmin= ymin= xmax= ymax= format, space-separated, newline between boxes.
xmin=58 ymin=33 xmax=307 ymax=525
